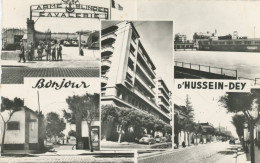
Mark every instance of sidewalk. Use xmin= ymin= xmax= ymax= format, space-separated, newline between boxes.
xmin=1 ymin=149 xmax=135 ymax=157
xmin=236 ymin=146 xmax=260 ymax=163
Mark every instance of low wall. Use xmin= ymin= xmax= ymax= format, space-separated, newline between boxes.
xmin=174 ymin=66 xmax=237 ymax=79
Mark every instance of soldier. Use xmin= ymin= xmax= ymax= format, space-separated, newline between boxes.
xmin=46 ymin=43 xmax=51 ymax=61
xmin=37 ymin=43 xmax=43 ymax=61
xmin=18 ymin=42 xmax=26 ymax=63
xmin=57 ymin=43 xmax=62 ymax=61
xmin=52 ymin=45 xmax=56 ymax=61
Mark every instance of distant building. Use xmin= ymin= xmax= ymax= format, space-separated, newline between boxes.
xmin=2 ymin=28 xmax=26 ymax=50
xmin=175 ymin=33 xmax=187 ymax=43
xmin=0 ymin=107 xmax=45 ymax=150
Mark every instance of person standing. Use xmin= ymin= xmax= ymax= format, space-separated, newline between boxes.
xmin=37 ymin=43 xmax=43 ymax=61
xmin=18 ymin=42 xmax=26 ymax=63
xmin=46 ymin=43 xmax=51 ymax=61
xmin=52 ymin=45 xmax=56 ymax=61
xmin=57 ymin=43 xmax=62 ymax=61
xmin=80 ymin=47 xmax=84 ymax=56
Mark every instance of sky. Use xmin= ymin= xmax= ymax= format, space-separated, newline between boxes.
xmin=1 ymin=78 xmax=100 ymax=117
xmin=174 ymin=89 xmax=238 ymax=138
xmin=102 ymin=21 xmax=174 ymax=91
xmin=137 ymin=0 xmax=260 ymax=40
xmin=2 ymin=0 xmax=136 ymax=32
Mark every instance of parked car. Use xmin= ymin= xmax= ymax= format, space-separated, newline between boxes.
xmin=155 ymin=135 xmax=162 ymax=143
xmin=229 ymin=138 xmax=235 ymax=144
xmin=234 ymin=138 xmax=240 ymax=144
xmin=139 ymin=134 xmax=156 ymax=144
xmin=63 ymin=40 xmax=72 ymax=47
xmin=72 ymin=40 xmax=79 ymax=47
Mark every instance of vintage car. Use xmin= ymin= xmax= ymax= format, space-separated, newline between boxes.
xmin=139 ymin=134 xmax=156 ymax=144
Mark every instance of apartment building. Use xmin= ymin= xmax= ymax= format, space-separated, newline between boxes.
xmin=101 ymin=21 xmax=171 ymax=124
xmin=174 ymin=33 xmax=187 ymax=43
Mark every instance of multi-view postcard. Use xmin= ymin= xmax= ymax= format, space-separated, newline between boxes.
xmin=1 ymin=0 xmax=260 ymax=163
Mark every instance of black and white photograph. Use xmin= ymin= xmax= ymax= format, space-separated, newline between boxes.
xmin=100 ymin=20 xmax=174 ymax=151
xmin=1 ymin=0 xmax=136 ymax=84
xmin=2 ymin=0 xmax=260 ymax=163
xmin=0 ymin=79 xmax=133 ymax=163
xmin=171 ymin=88 xmax=260 ymax=163
xmin=138 ymin=0 xmax=260 ymax=85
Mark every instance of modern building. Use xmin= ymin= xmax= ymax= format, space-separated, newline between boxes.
xmin=0 ymin=107 xmax=45 ymax=150
xmin=175 ymin=33 xmax=187 ymax=43
xmin=101 ymin=21 xmax=171 ymax=125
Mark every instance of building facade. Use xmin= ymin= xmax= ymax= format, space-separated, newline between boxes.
xmin=101 ymin=21 xmax=171 ymax=125
xmin=174 ymin=33 xmax=187 ymax=43
xmin=0 ymin=107 xmax=45 ymax=150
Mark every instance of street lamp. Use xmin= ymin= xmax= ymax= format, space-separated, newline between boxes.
xmin=244 ymin=123 xmax=249 ymax=153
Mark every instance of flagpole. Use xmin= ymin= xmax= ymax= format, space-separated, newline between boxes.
xmin=109 ymin=0 xmax=112 ymax=20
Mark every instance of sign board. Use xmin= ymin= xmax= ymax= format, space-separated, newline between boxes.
xmin=30 ymin=0 xmax=108 ymax=19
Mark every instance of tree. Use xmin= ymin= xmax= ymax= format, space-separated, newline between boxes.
xmin=184 ymin=95 xmax=195 ymax=146
xmin=66 ymin=93 xmax=99 ymax=152
xmin=1 ymin=97 xmax=24 ymax=153
xmin=219 ymin=90 xmax=260 ymax=163
xmin=46 ymin=112 xmax=66 ymax=142
xmin=232 ymin=114 xmax=246 ymax=143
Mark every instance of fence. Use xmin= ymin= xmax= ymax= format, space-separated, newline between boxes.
xmin=238 ymin=77 xmax=260 ymax=86
xmin=175 ymin=61 xmax=238 ymax=78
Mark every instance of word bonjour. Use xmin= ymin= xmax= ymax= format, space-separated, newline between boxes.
xmin=177 ymin=81 xmax=247 ymax=90
xmin=32 ymin=79 xmax=90 ymax=90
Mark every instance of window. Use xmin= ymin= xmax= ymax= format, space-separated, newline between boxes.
xmin=7 ymin=121 xmax=20 ymax=130
xmin=235 ymin=41 xmax=242 ymax=45
xmin=245 ymin=41 xmax=252 ymax=45
xmin=227 ymin=41 xmax=233 ymax=45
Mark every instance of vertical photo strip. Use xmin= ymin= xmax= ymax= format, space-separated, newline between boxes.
xmin=100 ymin=20 xmax=174 ymax=153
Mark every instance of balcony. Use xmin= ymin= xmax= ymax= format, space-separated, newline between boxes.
xmin=134 ymin=88 xmax=170 ymax=120
xmin=158 ymin=93 xmax=170 ymax=106
xmin=101 ymin=76 xmax=108 ymax=87
xmin=127 ymin=68 xmax=134 ymax=78
xmin=137 ymin=50 xmax=156 ymax=78
xmin=101 ymin=59 xmax=111 ymax=70
xmin=137 ymin=62 xmax=155 ymax=86
xmin=101 ymin=33 xmax=117 ymax=45
xmin=135 ymin=73 xmax=155 ymax=97
xmin=101 ymin=45 xmax=114 ymax=57
xmin=129 ymin=52 xmax=135 ymax=62
xmin=158 ymin=101 xmax=170 ymax=113
xmin=158 ymin=84 xmax=170 ymax=95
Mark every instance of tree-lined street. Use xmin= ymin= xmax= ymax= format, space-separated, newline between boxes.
xmin=138 ymin=142 xmax=241 ymax=163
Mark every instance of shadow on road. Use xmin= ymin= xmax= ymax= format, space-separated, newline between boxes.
xmin=217 ymin=150 xmax=236 ymax=155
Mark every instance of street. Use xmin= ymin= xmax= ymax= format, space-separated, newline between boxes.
xmin=101 ymin=140 xmax=172 ymax=149
xmin=138 ymin=142 xmax=241 ymax=163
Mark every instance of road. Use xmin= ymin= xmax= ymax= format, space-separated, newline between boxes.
xmin=138 ymin=142 xmax=240 ymax=163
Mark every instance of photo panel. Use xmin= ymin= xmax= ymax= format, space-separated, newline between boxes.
xmin=1 ymin=0 xmax=137 ymax=84
xmin=100 ymin=20 xmax=174 ymax=152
